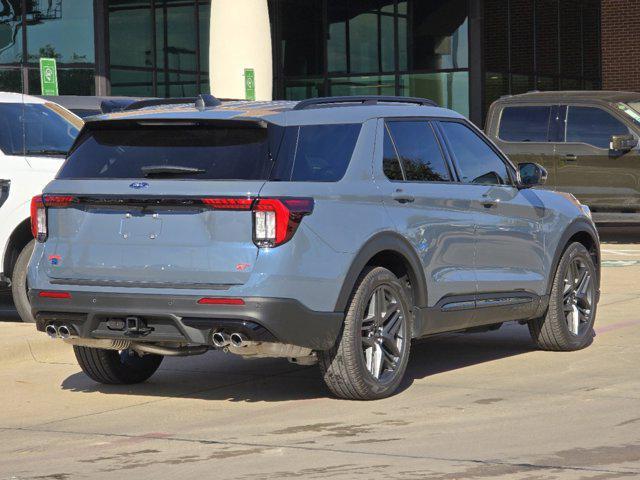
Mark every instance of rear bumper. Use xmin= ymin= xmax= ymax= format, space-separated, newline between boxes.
xmin=29 ymin=290 xmax=343 ymax=350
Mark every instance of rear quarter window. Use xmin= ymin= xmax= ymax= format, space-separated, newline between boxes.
xmin=498 ymin=105 xmax=552 ymax=142
xmin=270 ymin=124 xmax=362 ymax=182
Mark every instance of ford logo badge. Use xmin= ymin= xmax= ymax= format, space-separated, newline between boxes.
xmin=130 ymin=182 xmax=149 ymax=190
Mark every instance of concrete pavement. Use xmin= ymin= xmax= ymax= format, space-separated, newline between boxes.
xmin=0 ymin=241 xmax=640 ymax=479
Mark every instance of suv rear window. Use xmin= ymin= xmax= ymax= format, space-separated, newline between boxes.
xmin=58 ymin=121 xmax=361 ymax=182
xmin=498 ymin=106 xmax=552 ymax=142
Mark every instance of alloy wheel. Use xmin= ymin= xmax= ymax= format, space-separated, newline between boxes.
xmin=563 ymin=257 xmax=595 ymax=336
xmin=360 ymin=285 xmax=406 ymax=381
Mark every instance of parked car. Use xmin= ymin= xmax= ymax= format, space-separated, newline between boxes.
xmin=486 ymin=90 xmax=640 ymax=224
xmin=29 ymin=95 xmax=600 ymax=400
xmin=0 ymin=92 xmax=82 ymax=322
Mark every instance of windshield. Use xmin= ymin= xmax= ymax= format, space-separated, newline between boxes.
xmin=0 ymin=102 xmax=81 ymax=156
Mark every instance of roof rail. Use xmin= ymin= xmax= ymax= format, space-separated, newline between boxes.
xmin=123 ymin=94 xmax=222 ymax=112
xmin=293 ymin=95 xmax=437 ymax=110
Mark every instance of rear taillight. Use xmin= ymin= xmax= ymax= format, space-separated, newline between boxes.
xmin=30 ymin=195 xmax=76 ymax=242
xmin=200 ymin=196 xmax=314 ymax=248
xmin=252 ymin=198 xmax=314 ymax=247
xmin=30 ymin=196 xmax=46 ymax=242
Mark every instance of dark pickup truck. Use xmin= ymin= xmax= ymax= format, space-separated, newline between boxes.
xmin=486 ymin=91 xmax=640 ymax=224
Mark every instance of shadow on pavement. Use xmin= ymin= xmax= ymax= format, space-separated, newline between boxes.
xmin=0 ymin=289 xmax=20 ymax=322
xmin=59 ymin=323 xmax=535 ymax=402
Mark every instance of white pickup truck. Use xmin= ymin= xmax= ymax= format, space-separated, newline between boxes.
xmin=0 ymin=92 xmax=82 ymax=322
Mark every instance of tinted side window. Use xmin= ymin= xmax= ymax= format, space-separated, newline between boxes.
xmin=565 ymin=106 xmax=630 ymax=149
xmin=272 ymin=124 xmax=361 ymax=182
xmin=440 ymin=121 xmax=511 ymax=185
xmin=383 ymin=125 xmax=403 ymax=181
xmin=386 ymin=121 xmax=450 ymax=182
xmin=498 ymin=106 xmax=552 ymax=142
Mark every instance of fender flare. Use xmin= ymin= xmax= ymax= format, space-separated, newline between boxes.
xmin=334 ymin=231 xmax=428 ymax=312
xmin=546 ymin=218 xmax=600 ymax=296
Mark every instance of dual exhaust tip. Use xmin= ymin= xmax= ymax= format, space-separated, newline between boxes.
xmin=46 ymin=324 xmax=75 ymax=339
xmin=211 ymin=331 xmax=250 ymax=348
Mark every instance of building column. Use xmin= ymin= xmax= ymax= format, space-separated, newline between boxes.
xmin=93 ymin=0 xmax=110 ymax=95
xmin=468 ymin=0 xmax=483 ymax=126
xmin=209 ymin=0 xmax=273 ymax=100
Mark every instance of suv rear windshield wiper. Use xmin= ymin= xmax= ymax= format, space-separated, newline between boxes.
xmin=141 ymin=165 xmax=207 ymax=177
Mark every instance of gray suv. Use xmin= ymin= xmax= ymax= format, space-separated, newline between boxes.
xmin=28 ymin=95 xmax=600 ymax=400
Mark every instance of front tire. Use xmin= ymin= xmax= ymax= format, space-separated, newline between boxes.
xmin=74 ymin=346 xmax=163 ymax=384
xmin=12 ymin=240 xmax=36 ymax=323
xmin=319 ymin=267 xmax=412 ymax=400
xmin=529 ymin=242 xmax=597 ymax=351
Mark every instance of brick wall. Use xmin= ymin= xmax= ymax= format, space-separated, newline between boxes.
xmin=601 ymin=0 xmax=640 ymax=91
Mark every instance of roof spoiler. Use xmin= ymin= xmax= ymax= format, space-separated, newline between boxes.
xmin=293 ymin=95 xmax=438 ymax=110
xmin=122 ymin=94 xmax=223 ymax=112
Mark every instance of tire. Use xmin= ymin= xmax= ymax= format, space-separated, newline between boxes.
xmin=529 ymin=242 xmax=598 ymax=351
xmin=319 ymin=267 xmax=412 ymax=400
xmin=11 ymin=240 xmax=36 ymax=323
xmin=73 ymin=346 xmax=163 ymax=384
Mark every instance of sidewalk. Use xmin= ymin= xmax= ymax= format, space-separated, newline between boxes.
xmin=0 ymin=322 xmax=72 ymax=366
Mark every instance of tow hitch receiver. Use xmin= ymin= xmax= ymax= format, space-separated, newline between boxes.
xmin=107 ymin=316 xmax=154 ymax=336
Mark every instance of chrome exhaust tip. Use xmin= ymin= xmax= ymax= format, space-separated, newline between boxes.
xmin=212 ymin=331 xmax=231 ymax=348
xmin=230 ymin=332 xmax=248 ymax=348
xmin=45 ymin=324 xmax=58 ymax=338
xmin=58 ymin=325 xmax=72 ymax=339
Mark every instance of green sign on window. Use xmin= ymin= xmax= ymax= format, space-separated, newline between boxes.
xmin=244 ymin=68 xmax=255 ymax=101
xmin=39 ymin=58 xmax=59 ymax=96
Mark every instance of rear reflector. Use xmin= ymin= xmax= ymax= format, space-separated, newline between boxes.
xmin=38 ymin=291 xmax=72 ymax=299
xmin=197 ymin=297 xmax=245 ymax=305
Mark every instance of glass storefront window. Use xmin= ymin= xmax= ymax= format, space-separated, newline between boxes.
xmin=0 ymin=13 xmax=22 ymax=64
xmin=109 ymin=1 xmax=153 ymax=68
xmin=399 ymin=72 xmax=469 ymax=118
xmin=401 ymin=0 xmax=468 ymax=71
xmin=330 ymin=75 xmax=395 ymax=97
xmin=0 ymin=68 xmax=21 ymax=91
xmin=108 ymin=0 xmax=210 ymax=97
xmin=110 ymin=68 xmax=154 ymax=96
xmin=28 ymin=68 xmax=95 ymax=96
xmin=281 ymin=0 xmax=323 ymax=76
xmin=27 ymin=0 xmax=94 ymax=65
xmin=284 ymin=78 xmax=325 ymax=100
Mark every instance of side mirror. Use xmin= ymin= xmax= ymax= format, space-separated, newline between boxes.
xmin=610 ymin=134 xmax=637 ymax=152
xmin=518 ymin=162 xmax=547 ymax=188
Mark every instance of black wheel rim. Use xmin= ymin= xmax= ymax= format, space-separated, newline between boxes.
xmin=360 ymin=285 xmax=406 ymax=382
xmin=563 ymin=257 xmax=595 ymax=336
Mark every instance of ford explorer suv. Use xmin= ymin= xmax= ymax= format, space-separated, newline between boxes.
xmin=28 ymin=95 xmax=600 ymax=400
xmin=486 ymin=91 xmax=640 ymax=224
xmin=0 ymin=92 xmax=82 ymax=322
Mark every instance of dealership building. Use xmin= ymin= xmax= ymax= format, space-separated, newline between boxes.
xmin=0 ymin=0 xmax=631 ymax=125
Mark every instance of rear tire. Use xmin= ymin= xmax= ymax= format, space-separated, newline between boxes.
xmin=529 ymin=242 xmax=597 ymax=351
xmin=319 ymin=267 xmax=412 ymax=400
xmin=11 ymin=240 xmax=35 ymax=323
xmin=73 ymin=346 xmax=163 ymax=384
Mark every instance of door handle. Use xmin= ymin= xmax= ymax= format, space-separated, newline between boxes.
xmin=392 ymin=191 xmax=415 ymax=204
xmin=563 ymin=154 xmax=578 ymax=161
xmin=481 ymin=195 xmax=500 ymax=208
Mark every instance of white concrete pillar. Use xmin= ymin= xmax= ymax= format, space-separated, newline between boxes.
xmin=209 ymin=0 xmax=273 ymax=101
